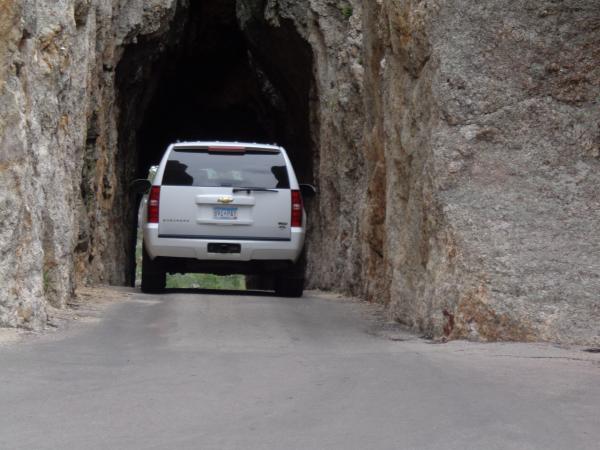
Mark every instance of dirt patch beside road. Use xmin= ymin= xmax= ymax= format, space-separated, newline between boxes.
xmin=0 ymin=328 xmax=22 ymax=347
xmin=0 ymin=286 xmax=135 ymax=347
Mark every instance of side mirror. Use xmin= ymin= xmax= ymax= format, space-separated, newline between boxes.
xmin=299 ymin=184 xmax=317 ymax=199
xmin=130 ymin=178 xmax=152 ymax=194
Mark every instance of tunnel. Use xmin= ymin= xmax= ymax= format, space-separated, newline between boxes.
xmin=115 ymin=0 xmax=315 ymax=285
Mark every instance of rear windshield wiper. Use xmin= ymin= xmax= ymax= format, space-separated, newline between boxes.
xmin=232 ymin=187 xmax=279 ymax=193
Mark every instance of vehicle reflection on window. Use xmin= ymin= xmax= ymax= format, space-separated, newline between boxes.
xmin=162 ymin=151 xmax=290 ymax=189
xmin=162 ymin=161 xmax=194 ymax=186
xmin=271 ymin=166 xmax=288 ymax=188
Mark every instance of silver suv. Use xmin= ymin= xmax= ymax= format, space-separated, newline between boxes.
xmin=133 ymin=142 xmax=315 ymax=297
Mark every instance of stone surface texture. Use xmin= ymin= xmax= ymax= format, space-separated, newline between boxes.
xmin=0 ymin=0 xmax=180 ymax=328
xmin=1 ymin=0 xmax=598 ymax=344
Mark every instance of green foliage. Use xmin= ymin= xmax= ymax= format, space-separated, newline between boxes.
xmin=167 ymin=273 xmax=246 ymax=290
xmin=339 ymin=3 xmax=353 ymax=19
xmin=135 ymin=228 xmax=246 ymax=290
xmin=135 ymin=234 xmax=143 ymax=282
xmin=42 ymin=270 xmax=51 ymax=294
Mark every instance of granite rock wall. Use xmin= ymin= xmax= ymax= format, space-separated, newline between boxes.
xmin=0 ymin=0 xmax=180 ymax=328
xmin=241 ymin=0 xmax=600 ymax=344
xmin=1 ymin=0 xmax=598 ymax=344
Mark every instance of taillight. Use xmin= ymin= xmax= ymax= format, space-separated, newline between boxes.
xmin=148 ymin=186 xmax=160 ymax=223
xmin=291 ymin=190 xmax=303 ymax=227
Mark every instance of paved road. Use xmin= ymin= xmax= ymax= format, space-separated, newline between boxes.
xmin=1 ymin=289 xmax=599 ymax=450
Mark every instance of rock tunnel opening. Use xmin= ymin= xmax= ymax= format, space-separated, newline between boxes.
xmin=116 ymin=0 xmax=315 ymax=286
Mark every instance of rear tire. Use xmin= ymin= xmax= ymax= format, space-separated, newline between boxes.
xmin=274 ymin=276 xmax=304 ymax=297
xmin=245 ymin=275 xmax=273 ymax=291
xmin=141 ymin=246 xmax=166 ymax=293
xmin=274 ymin=252 xmax=306 ymax=298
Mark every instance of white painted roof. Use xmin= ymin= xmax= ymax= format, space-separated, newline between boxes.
xmin=172 ymin=141 xmax=282 ymax=150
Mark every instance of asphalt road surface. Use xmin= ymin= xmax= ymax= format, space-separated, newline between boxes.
xmin=1 ymin=288 xmax=599 ymax=450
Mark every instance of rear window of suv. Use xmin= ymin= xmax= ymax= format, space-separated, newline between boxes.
xmin=161 ymin=148 xmax=290 ymax=189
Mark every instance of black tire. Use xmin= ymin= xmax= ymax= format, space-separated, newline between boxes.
xmin=245 ymin=275 xmax=273 ymax=291
xmin=274 ymin=276 xmax=304 ymax=297
xmin=274 ymin=253 xmax=307 ymax=297
xmin=141 ymin=245 xmax=166 ymax=293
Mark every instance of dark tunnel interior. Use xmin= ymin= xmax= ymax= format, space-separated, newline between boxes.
xmin=130 ymin=0 xmax=313 ymax=181
xmin=116 ymin=0 xmax=315 ymax=284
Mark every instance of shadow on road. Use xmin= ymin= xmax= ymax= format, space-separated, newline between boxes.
xmin=161 ymin=288 xmax=277 ymax=297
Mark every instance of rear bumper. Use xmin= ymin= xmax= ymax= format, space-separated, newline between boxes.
xmin=142 ymin=224 xmax=305 ymax=262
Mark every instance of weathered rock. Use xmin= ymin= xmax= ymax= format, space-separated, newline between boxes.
xmin=362 ymin=0 xmax=600 ymax=344
xmin=0 ymin=0 xmax=180 ymax=328
xmin=239 ymin=0 xmax=600 ymax=344
xmin=0 ymin=0 xmax=598 ymax=344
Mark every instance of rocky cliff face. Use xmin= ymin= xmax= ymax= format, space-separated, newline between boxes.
xmin=1 ymin=0 xmax=598 ymax=344
xmin=0 ymin=0 xmax=181 ymax=328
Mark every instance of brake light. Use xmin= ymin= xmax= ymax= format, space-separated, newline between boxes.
xmin=291 ymin=190 xmax=303 ymax=227
xmin=208 ymin=146 xmax=245 ymax=153
xmin=148 ymin=186 xmax=160 ymax=223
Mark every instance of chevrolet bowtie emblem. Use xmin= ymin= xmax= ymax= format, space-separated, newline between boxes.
xmin=218 ymin=196 xmax=234 ymax=204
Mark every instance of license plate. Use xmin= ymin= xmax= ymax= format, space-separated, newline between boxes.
xmin=214 ymin=207 xmax=238 ymax=220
